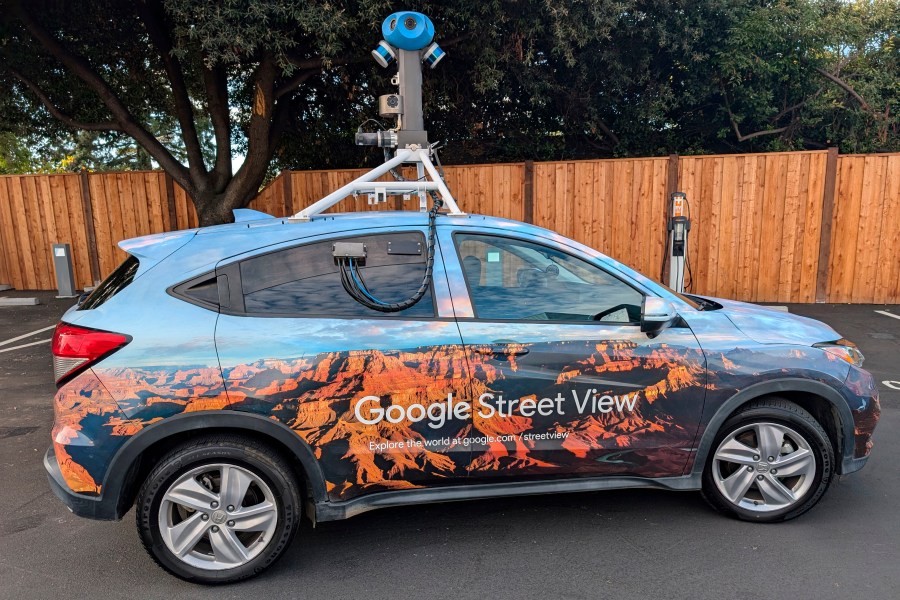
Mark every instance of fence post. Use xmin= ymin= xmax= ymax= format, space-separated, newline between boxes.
xmin=665 ymin=153 xmax=680 ymax=264
xmin=815 ymin=147 xmax=839 ymax=303
xmin=164 ymin=173 xmax=178 ymax=231
xmin=666 ymin=153 xmax=679 ymax=197
xmin=79 ymin=170 xmax=101 ymax=285
xmin=523 ymin=160 xmax=535 ymax=224
xmin=282 ymin=171 xmax=294 ymax=216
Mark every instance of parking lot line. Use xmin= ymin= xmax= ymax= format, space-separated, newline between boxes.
xmin=0 ymin=338 xmax=52 ymax=354
xmin=875 ymin=310 xmax=900 ymax=321
xmin=0 ymin=325 xmax=57 ymax=348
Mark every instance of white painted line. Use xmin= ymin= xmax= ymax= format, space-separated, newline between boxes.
xmin=0 ymin=338 xmax=52 ymax=354
xmin=0 ymin=325 xmax=57 ymax=348
xmin=883 ymin=381 xmax=900 ymax=391
xmin=875 ymin=310 xmax=900 ymax=321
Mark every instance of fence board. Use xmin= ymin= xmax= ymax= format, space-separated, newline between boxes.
xmin=874 ymin=156 xmax=900 ymax=304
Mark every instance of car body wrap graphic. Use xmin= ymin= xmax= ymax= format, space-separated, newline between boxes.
xmin=52 ymin=370 xmax=129 ymax=494
xmin=845 ymin=366 xmax=881 ymax=457
xmin=51 ymin=333 xmax=879 ymax=503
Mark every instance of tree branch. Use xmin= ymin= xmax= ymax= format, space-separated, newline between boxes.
xmin=590 ymin=119 xmax=620 ymax=147
xmin=730 ymin=117 xmax=789 ymax=142
xmin=773 ymin=98 xmax=809 ymax=122
xmin=9 ymin=68 xmax=121 ymax=131
xmin=268 ymin=99 xmax=292 ymax=157
xmin=136 ymin=0 xmax=206 ymax=178
xmin=815 ymin=67 xmax=872 ymax=112
xmin=274 ymin=68 xmax=318 ymax=100
xmin=226 ymin=53 xmax=277 ymax=206
xmin=202 ymin=63 xmax=232 ymax=193
xmin=723 ymin=91 xmax=793 ymax=143
xmin=11 ymin=1 xmax=192 ymax=191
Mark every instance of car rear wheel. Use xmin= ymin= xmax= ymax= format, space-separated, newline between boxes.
xmin=701 ymin=398 xmax=834 ymax=522
xmin=136 ymin=435 xmax=301 ymax=583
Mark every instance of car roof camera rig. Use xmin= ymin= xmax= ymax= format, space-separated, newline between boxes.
xmin=293 ymin=11 xmax=464 ymax=313
xmin=289 ymin=10 xmax=465 ymax=223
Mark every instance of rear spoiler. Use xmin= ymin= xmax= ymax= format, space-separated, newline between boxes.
xmin=118 ymin=230 xmax=197 ymax=270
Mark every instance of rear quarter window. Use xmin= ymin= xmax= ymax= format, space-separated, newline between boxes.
xmin=78 ymin=256 xmax=139 ymax=310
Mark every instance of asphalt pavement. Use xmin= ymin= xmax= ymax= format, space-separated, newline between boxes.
xmin=1 ymin=291 xmax=898 ymax=600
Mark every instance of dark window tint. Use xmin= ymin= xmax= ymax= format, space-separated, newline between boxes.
xmin=240 ymin=232 xmax=434 ymax=317
xmin=78 ymin=256 xmax=139 ymax=310
xmin=456 ymin=234 xmax=643 ymax=323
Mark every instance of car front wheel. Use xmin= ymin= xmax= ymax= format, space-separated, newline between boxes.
xmin=702 ymin=398 xmax=834 ymax=522
xmin=136 ymin=435 xmax=301 ymax=583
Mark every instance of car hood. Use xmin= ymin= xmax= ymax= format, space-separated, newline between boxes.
xmin=703 ymin=298 xmax=841 ymax=346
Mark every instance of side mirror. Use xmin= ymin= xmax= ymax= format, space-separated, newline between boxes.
xmin=641 ymin=297 xmax=677 ymax=338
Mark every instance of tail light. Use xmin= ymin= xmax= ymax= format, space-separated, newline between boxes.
xmin=51 ymin=323 xmax=130 ymax=384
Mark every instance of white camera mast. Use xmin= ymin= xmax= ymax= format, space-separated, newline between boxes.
xmin=290 ymin=11 xmax=465 ymax=222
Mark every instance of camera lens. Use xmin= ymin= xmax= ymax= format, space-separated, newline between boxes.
xmin=404 ymin=17 xmax=417 ymax=30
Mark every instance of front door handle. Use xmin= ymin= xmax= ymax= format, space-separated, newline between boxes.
xmin=474 ymin=343 xmax=530 ymax=357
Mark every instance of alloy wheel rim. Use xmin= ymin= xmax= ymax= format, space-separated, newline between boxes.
xmin=158 ymin=463 xmax=279 ymax=570
xmin=712 ymin=422 xmax=816 ymax=513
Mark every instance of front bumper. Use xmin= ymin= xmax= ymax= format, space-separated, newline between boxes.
xmin=844 ymin=366 xmax=881 ymax=463
xmin=44 ymin=447 xmax=120 ymax=521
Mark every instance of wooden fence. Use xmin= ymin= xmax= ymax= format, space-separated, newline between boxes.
xmin=1 ymin=150 xmax=898 ymax=303
xmin=0 ymin=171 xmax=198 ymax=291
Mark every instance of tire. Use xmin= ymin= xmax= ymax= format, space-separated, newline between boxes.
xmin=701 ymin=398 xmax=834 ymax=522
xmin=136 ymin=435 xmax=302 ymax=584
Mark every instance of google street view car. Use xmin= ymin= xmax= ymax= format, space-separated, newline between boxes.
xmin=46 ymin=207 xmax=880 ymax=582
xmin=44 ymin=10 xmax=879 ymax=584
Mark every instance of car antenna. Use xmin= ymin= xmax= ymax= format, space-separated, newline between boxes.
xmin=288 ymin=11 xmax=465 ymax=223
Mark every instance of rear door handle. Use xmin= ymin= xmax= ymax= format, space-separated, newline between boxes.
xmin=475 ymin=343 xmax=530 ymax=356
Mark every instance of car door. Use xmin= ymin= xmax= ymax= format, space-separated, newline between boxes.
xmin=214 ymin=228 xmax=472 ymax=502
xmin=446 ymin=230 xmax=707 ymax=481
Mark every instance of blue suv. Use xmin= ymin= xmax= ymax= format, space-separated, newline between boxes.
xmin=45 ymin=209 xmax=880 ymax=583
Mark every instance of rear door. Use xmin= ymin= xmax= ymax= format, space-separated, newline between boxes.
xmin=214 ymin=228 xmax=472 ymax=502
xmin=446 ymin=230 xmax=708 ymax=481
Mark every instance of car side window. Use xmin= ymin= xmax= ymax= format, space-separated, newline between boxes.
xmin=455 ymin=233 xmax=643 ymax=323
xmin=239 ymin=232 xmax=434 ymax=317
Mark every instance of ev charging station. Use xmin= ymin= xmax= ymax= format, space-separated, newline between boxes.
xmin=665 ymin=192 xmax=691 ymax=293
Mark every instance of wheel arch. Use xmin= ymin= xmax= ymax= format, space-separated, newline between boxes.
xmin=101 ymin=411 xmax=328 ymax=520
xmin=691 ymin=378 xmax=854 ymax=477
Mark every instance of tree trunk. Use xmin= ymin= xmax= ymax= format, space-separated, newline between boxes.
xmin=194 ymin=186 xmax=260 ymax=227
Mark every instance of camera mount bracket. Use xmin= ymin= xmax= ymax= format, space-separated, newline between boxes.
xmin=289 ymin=147 xmax=464 ymax=221
xmin=289 ymin=11 xmax=463 ymax=222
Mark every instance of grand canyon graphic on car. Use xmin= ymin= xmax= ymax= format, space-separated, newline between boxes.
xmin=45 ymin=211 xmax=880 ymax=583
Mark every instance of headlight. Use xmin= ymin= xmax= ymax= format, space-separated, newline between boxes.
xmin=814 ymin=339 xmax=864 ymax=367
